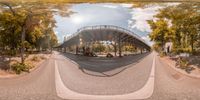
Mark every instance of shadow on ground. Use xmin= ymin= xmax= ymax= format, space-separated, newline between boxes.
xmin=60 ymin=52 xmax=150 ymax=77
xmin=0 ymin=56 xmax=10 ymax=70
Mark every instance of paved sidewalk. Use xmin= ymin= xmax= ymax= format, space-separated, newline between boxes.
xmin=160 ymin=56 xmax=200 ymax=79
xmin=0 ymin=53 xmax=52 ymax=79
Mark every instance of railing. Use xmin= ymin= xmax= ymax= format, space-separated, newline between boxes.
xmin=64 ymin=25 xmax=149 ymax=47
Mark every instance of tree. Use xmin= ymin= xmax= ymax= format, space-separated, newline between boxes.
xmin=149 ymin=3 xmax=200 ymax=54
xmin=0 ymin=1 xmax=72 ymax=64
xmin=0 ymin=2 xmax=41 ymax=63
xmin=148 ymin=19 xmax=173 ymax=51
xmin=92 ymin=42 xmax=106 ymax=53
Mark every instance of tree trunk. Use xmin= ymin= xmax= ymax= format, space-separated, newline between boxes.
xmin=21 ymin=26 xmax=26 ymax=64
xmin=191 ymin=36 xmax=194 ymax=54
xmin=118 ymin=36 xmax=122 ymax=57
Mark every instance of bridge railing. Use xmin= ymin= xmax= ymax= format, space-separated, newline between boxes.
xmin=65 ymin=25 xmax=148 ymax=46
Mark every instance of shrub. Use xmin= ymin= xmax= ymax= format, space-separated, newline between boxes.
xmin=11 ymin=62 xmax=30 ymax=74
xmin=31 ymin=56 xmax=40 ymax=62
xmin=176 ymin=57 xmax=195 ymax=73
xmin=25 ymin=62 xmax=34 ymax=69
xmin=159 ymin=51 xmax=166 ymax=57
xmin=173 ymin=48 xmax=192 ymax=55
xmin=106 ymin=53 xmax=113 ymax=58
xmin=40 ymin=56 xmax=46 ymax=60
xmin=179 ymin=58 xmax=189 ymax=69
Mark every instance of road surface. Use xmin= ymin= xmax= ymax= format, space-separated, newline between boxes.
xmin=0 ymin=51 xmax=199 ymax=100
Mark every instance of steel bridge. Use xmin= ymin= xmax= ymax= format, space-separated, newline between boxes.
xmin=58 ymin=25 xmax=151 ymax=56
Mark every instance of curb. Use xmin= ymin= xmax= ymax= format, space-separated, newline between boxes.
xmin=159 ymin=57 xmax=200 ymax=79
xmin=0 ymin=53 xmax=52 ymax=79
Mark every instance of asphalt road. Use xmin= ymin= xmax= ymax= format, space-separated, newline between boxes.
xmin=57 ymin=52 xmax=152 ymax=95
xmin=0 ymin=57 xmax=61 ymax=100
xmin=148 ymin=54 xmax=200 ymax=100
xmin=0 ymin=51 xmax=199 ymax=100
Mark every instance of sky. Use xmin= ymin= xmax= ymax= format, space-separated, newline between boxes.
xmin=53 ymin=3 xmax=178 ymax=45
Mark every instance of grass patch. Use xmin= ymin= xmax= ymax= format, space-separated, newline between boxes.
xmin=159 ymin=51 xmax=166 ymax=57
xmin=40 ymin=56 xmax=46 ymax=60
xmin=11 ymin=62 xmax=30 ymax=74
xmin=31 ymin=56 xmax=40 ymax=62
xmin=176 ymin=58 xmax=195 ymax=73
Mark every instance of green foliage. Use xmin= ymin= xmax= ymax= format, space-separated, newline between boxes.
xmin=148 ymin=19 xmax=173 ymax=49
xmin=2 ymin=0 xmax=200 ymax=3
xmin=159 ymin=51 xmax=166 ymax=57
xmin=0 ymin=11 xmax=22 ymax=49
xmin=31 ymin=56 xmax=40 ymax=62
xmin=0 ymin=2 xmax=59 ymax=57
xmin=152 ymin=43 xmax=162 ymax=52
xmin=149 ymin=3 xmax=200 ymax=54
xmin=92 ymin=43 xmax=106 ymax=53
xmin=178 ymin=58 xmax=189 ymax=69
xmin=172 ymin=48 xmax=192 ymax=54
xmin=176 ymin=57 xmax=196 ymax=73
xmin=11 ymin=62 xmax=30 ymax=74
xmin=40 ymin=56 xmax=46 ymax=60
xmin=123 ymin=45 xmax=137 ymax=52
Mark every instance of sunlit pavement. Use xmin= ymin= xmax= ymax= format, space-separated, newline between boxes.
xmin=55 ymin=51 xmax=155 ymax=99
xmin=0 ymin=56 xmax=61 ymax=100
xmin=0 ymin=51 xmax=200 ymax=100
xmin=148 ymin=55 xmax=200 ymax=100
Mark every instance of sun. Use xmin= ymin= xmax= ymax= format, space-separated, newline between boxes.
xmin=72 ymin=15 xmax=83 ymax=24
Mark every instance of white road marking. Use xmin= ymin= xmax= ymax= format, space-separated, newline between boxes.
xmin=55 ymin=53 xmax=156 ymax=100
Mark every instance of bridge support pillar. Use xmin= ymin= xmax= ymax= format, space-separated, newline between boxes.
xmin=140 ymin=48 xmax=143 ymax=54
xmin=118 ymin=36 xmax=122 ymax=57
xmin=64 ymin=47 xmax=66 ymax=53
xmin=82 ymin=46 xmax=85 ymax=56
xmin=114 ymin=42 xmax=117 ymax=56
xmin=75 ymin=46 xmax=78 ymax=55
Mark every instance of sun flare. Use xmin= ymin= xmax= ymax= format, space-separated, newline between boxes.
xmin=72 ymin=15 xmax=83 ymax=24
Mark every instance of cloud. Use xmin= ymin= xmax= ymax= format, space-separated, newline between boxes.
xmin=63 ymin=34 xmax=73 ymax=42
xmin=120 ymin=4 xmax=133 ymax=8
xmin=65 ymin=34 xmax=71 ymax=38
xmin=128 ymin=6 xmax=164 ymax=32
xmin=102 ymin=5 xmax=118 ymax=9
xmin=128 ymin=3 xmax=180 ymax=33
xmin=141 ymin=36 xmax=153 ymax=46
xmin=102 ymin=4 xmax=132 ymax=9
xmin=142 ymin=36 xmax=149 ymax=41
